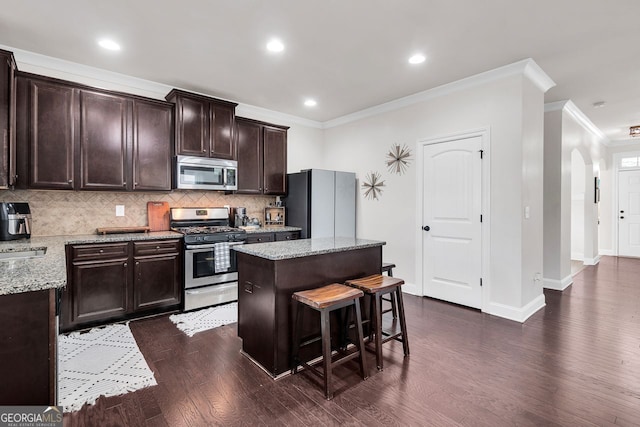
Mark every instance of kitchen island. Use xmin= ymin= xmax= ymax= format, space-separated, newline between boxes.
xmin=234 ymin=237 xmax=385 ymax=377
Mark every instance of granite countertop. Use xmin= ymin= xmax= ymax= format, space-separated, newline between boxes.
xmin=234 ymin=237 xmax=385 ymax=261
xmin=242 ymin=226 xmax=302 ymax=233
xmin=0 ymin=231 xmax=182 ymax=296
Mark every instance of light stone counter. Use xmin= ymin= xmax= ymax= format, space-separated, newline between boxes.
xmin=233 ymin=236 xmax=385 ymax=261
xmin=0 ymin=231 xmax=182 ymax=295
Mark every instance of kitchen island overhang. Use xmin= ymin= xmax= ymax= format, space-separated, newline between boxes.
xmin=235 ymin=237 xmax=385 ymax=377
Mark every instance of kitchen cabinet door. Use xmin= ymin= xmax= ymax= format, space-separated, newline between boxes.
xmin=133 ymin=253 xmax=181 ymax=311
xmin=167 ymin=89 xmax=238 ymax=159
xmin=17 ymin=76 xmax=77 ymax=189
xmin=236 ymin=118 xmax=263 ymax=194
xmin=263 ymin=126 xmax=287 ymax=195
xmin=174 ymin=94 xmax=208 ymax=156
xmin=79 ymin=90 xmax=130 ymax=190
xmin=0 ymin=50 xmax=16 ymax=189
xmin=209 ymin=102 xmax=236 ymax=159
xmin=0 ymin=289 xmax=56 ymax=405
xmin=132 ymin=99 xmax=172 ymax=191
xmin=67 ymin=258 xmax=129 ymax=328
xmin=236 ymin=117 xmax=288 ymax=195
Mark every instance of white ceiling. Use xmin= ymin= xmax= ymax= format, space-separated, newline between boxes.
xmin=1 ymin=0 xmax=639 ymax=143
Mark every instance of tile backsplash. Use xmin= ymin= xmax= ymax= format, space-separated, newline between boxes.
xmin=0 ymin=189 xmax=275 ymax=236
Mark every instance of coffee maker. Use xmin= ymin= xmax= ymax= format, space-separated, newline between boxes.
xmin=233 ymin=207 xmax=248 ymax=228
xmin=0 ymin=202 xmax=32 ymax=241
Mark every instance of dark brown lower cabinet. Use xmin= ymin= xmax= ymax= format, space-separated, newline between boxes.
xmin=0 ymin=288 xmax=57 ymax=405
xmin=72 ymin=258 xmax=129 ymax=325
xmin=133 ymin=252 xmax=181 ymax=311
xmin=61 ymin=239 xmax=181 ymax=332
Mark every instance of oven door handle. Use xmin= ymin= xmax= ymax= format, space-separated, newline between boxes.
xmin=185 ymin=241 xmax=245 ymax=250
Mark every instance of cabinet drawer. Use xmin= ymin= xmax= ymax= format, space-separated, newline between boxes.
xmin=71 ymin=243 xmax=129 ymax=261
xmin=133 ymin=239 xmax=181 ymax=256
xmin=274 ymin=231 xmax=300 ymax=241
xmin=245 ymin=233 xmax=275 ymax=244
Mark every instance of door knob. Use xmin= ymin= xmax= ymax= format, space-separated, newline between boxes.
xmin=620 ymin=216 xmax=625 ymax=219
xmin=621 ymin=210 xmax=625 ymax=213
xmin=422 ymin=225 xmax=431 ymax=231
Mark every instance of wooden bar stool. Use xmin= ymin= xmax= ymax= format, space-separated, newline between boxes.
xmin=291 ymin=283 xmax=368 ymax=400
xmin=381 ymin=262 xmax=398 ymax=318
xmin=345 ymin=274 xmax=409 ymax=371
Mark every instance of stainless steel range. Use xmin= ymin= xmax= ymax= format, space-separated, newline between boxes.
xmin=170 ymin=207 xmax=247 ymax=311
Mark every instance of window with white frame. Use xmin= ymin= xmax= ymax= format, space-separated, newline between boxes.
xmin=620 ymin=156 xmax=640 ymax=168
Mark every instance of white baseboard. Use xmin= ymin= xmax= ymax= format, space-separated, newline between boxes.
xmin=599 ymin=249 xmax=614 ymax=256
xmin=401 ymin=282 xmax=421 ymax=296
xmin=485 ymin=294 xmax=546 ymax=323
xmin=571 ymin=252 xmax=584 ymax=261
xmin=543 ymin=275 xmax=573 ymax=291
xmin=583 ymin=255 xmax=601 ymax=265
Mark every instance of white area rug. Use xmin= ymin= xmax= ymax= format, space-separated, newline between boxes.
xmin=59 ymin=323 xmax=157 ymax=413
xmin=170 ymin=302 xmax=238 ymax=337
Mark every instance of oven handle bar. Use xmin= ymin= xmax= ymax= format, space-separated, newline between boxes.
xmin=185 ymin=241 xmax=245 ymax=250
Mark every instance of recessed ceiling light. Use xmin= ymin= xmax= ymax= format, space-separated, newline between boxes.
xmin=408 ymin=53 xmax=426 ymax=65
xmin=266 ymin=39 xmax=284 ymax=53
xmin=304 ymin=99 xmax=317 ymax=107
xmin=98 ymin=39 xmax=121 ymax=51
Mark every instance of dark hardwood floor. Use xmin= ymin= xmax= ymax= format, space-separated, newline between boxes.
xmin=63 ymin=256 xmax=640 ymax=426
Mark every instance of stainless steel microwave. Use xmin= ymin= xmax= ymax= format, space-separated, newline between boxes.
xmin=175 ymin=156 xmax=238 ymax=191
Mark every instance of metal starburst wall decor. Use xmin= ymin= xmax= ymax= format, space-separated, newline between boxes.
xmin=386 ymin=143 xmax=412 ymax=175
xmin=362 ymin=171 xmax=385 ymax=200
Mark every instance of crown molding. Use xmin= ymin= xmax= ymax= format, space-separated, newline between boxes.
xmin=545 ymin=100 xmax=610 ymax=146
xmin=1 ymin=43 xmax=322 ymax=129
xmin=235 ymin=104 xmax=323 ymax=129
xmin=323 ymin=58 xmax=555 ymax=129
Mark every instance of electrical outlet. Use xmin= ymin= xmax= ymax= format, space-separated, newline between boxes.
xmin=534 ymin=272 xmax=542 ymax=282
xmin=524 ymin=206 xmax=530 ymax=219
xmin=115 ymin=205 xmax=125 ymax=217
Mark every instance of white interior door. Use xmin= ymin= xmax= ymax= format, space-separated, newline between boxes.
xmin=618 ymin=170 xmax=640 ymax=257
xmin=422 ymin=136 xmax=482 ymax=308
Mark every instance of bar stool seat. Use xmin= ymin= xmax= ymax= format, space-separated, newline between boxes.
xmin=345 ymin=274 xmax=409 ymax=370
xmin=291 ymin=283 xmax=368 ymax=400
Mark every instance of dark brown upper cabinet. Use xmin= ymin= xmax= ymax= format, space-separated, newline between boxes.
xmin=15 ymin=72 xmax=173 ymax=191
xmin=79 ymin=90 xmax=129 ymax=190
xmin=132 ymin=99 xmax=173 ymax=191
xmin=16 ymin=75 xmax=77 ymax=189
xmin=165 ymin=89 xmax=237 ymax=160
xmin=0 ymin=49 xmax=16 ymax=188
xmin=235 ymin=117 xmax=288 ymax=195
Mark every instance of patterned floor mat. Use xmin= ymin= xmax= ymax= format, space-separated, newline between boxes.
xmin=58 ymin=323 xmax=157 ymax=412
xmin=169 ymin=302 xmax=237 ymax=337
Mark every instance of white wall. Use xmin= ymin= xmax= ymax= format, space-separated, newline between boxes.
xmin=520 ymin=78 xmax=545 ymax=307
xmin=543 ymin=102 xmax=607 ymax=290
xmin=571 ymin=149 xmax=586 ymax=260
xmin=323 ymin=71 xmax=548 ymax=322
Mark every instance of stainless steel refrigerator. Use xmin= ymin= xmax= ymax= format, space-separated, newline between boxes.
xmin=283 ymin=169 xmax=356 ymax=239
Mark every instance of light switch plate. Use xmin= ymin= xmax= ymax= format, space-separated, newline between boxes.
xmin=115 ymin=205 xmax=125 ymax=217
